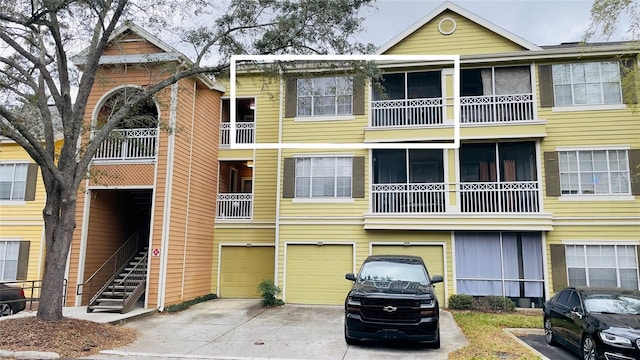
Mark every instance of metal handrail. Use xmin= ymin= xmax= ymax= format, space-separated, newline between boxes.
xmin=79 ymin=233 xmax=139 ymax=305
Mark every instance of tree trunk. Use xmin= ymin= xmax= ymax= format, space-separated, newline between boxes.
xmin=37 ymin=191 xmax=77 ymax=321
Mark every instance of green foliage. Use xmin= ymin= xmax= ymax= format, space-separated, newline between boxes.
xmin=472 ymin=296 xmax=516 ymax=313
xmin=448 ymin=294 xmax=474 ymax=310
xmin=164 ymin=293 xmax=217 ymax=313
xmin=257 ymin=279 xmax=285 ymax=307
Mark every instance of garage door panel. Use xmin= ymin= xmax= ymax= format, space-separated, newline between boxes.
xmin=220 ymin=246 xmax=274 ymax=298
xmin=372 ymin=245 xmax=445 ymax=303
xmin=286 ymin=245 xmax=353 ymax=305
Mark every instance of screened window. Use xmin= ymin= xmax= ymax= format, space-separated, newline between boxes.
xmin=566 ymin=244 xmax=639 ymax=290
xmin=295 ymin=157 xmax=352 ymax=198
xmin=0 ymin=240 xmax=20 ymax=281
xmin=0 ymin=163 xmax=28 ymax=200
xmin=558 ymin=149 xmax=630 ymax=195
xmin=552 ymin=62 xmax=622 ymax=106
xmin=455 ymin=232 xmax=544 ymax=299
xmin=297 ymin=76 xmax=353 ymax=116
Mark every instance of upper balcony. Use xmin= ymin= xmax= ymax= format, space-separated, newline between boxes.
xmin=92 ymin=128 xmax=158 ymax=161
xmin=220 ymin=98 xmax=255 ymax=159
xmin=364 ymin=143 xmax=553 ymax=231
xmin=215 ymin=160 xmax=253 ymax=221
xmin=365 ymin=66 xmax=546 ymax=142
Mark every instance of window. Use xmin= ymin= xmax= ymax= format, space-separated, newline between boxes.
xmin=552 ymin=62 xmax=622 ymax=106
xmin=0 ymin=163 xmax=28 ymax=200
xmin=0 ymin=240 xmax=20 ymax=281
xmin=566 ymin=244 xmax=638 ymax=289
xmin=297 ymin=76 xmax=353 ymax=116
xmin=295 ymin=157 xmax=352 ymax=198
xmin=558 ymin=149 xmax=630 ymax=195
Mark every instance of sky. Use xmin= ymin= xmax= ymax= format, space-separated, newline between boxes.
xmin=356 ymin=0 xmax=631 ymax=49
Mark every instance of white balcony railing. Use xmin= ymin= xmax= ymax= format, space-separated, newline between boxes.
xmin=371 ymin=98 xmax=444 ymax=127
xmin=459 ymin=181 xmax=540 ymax=213
xmin=370 ymin=94 xmax=535 ymax=127
xmin=216 ymin=193 xmax=253 ymax=219
xmin=372 ymin=183 xmax=447 ymax=213
xmin=371 ymin=181 xmax=540 ymax=214
xmin=461 ymin=94 xmax=534 ymax=123
xmin=220 ymin=122 xmax=255 ymax=147
xmin=93 ymin=128 xmax=157 ymax=161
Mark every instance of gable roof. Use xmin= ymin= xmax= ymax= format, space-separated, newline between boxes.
xmin=376 ymin=1 xmax=543 ymax=54
xmin=72 ymin=22 xmax=224 ymax=92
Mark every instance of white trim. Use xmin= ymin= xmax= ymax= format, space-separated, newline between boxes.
xmin=437 ymin=17 xmax=457 ymax=35
xmin=0 ymin=200 xmax=27 ymax=206
xmin=75 ymin=187 xmax=93 ymax=306
xmin=554 ymin=145 xmax=630 ymax=151
xmin=291 ymin=198 xmax=355 ymax=204
xmin=561 ymin=240 xmax=640 ymax=245
xmin=157 ymin=82 xmax=179 ymax=311
xmin=376 ymin=1 xmax=542 ymax=54
xmin=551 ymin=104 xmax=626 ymax=112
xmin=90 ymin=159 xmax=156 ymax=165
xmin=87 ymin=185 xmax=155 ymax=190
xmin=294 ymin=115 xmax=356 ymax=122
xmin=559 ymin=195 xmax=634 ymax=202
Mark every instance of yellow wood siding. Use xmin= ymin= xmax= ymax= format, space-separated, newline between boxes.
xmin=384 ymin=11 xmax=526 ymax=55
xmin=219 ymin=246 xmax=274 ymax=298
xmin=252 ymin=149 xmax=278 ymax=223
xmin=285 ymin=244 xmax=353 ymax=304
xmin=0 ymin=143 xmax=47 ymax=283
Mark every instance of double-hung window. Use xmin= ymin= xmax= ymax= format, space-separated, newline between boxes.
xmin=558 ymin=149 xmax=630 ymax=195
xmin=297 ymin=76 xmax=353 ymax=116
xmin=295 ymin=157 xmax=352 ymax=198
xmin=0 ymin=163 xmax=29 ymax=200
xmin=566 ymin=244 xmax=638 ymax=289
xmin=552 ymin=61 xmax=622 ymax=106
xmin=0 ymin=240 xmax=20 ymax=281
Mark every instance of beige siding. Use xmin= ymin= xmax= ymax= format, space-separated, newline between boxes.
xmin=384 ymin=10 xmax=527 ymax=55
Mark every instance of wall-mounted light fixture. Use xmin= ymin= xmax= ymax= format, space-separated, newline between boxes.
xmin=249 ymin=100 xmax=255 ymax=110
xmin=245 ymin=160 xmax=254 ymax=168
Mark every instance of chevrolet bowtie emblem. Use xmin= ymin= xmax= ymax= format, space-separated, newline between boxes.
xmin=382 ymin=305 xmax=397 ymax=313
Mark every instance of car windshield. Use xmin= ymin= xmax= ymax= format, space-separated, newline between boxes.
xmin=357 ymin=260 xmax=429 ymax=284
xmin=583 ymin=293 xmax=640 ymax=315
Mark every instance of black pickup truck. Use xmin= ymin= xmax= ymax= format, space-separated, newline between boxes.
xmin=344 ymin=254 xmax=443 ymax=348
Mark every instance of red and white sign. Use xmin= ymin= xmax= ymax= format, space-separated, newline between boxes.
xmin=152 ymin=248 xmax=160 ymax=257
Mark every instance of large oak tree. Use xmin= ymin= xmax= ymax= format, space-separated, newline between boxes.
xmin=0 ymin=0 xmax=374 ymax=321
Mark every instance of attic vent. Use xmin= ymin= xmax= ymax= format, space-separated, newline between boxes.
xmin=438 ymin=17 xmax=456 ymax=35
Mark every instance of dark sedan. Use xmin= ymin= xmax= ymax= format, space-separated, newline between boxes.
xmin=0 ymin=283 xmax=26 ymax=317
xmin=543 ymin=286 xmax=640 ymax=360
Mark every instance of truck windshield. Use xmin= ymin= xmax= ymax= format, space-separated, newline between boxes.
xmin=358 ymin=260 xmax=429 ymax=284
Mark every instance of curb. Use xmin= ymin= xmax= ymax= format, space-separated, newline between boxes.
xmin=503 ymin=328 xmax=549 ymax=360
xmin=0 ymin=349 xmax=60 ymax=359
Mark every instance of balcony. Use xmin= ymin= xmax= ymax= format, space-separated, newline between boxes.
xmin=219 ymin=122 xmax=255 ymax=147
xmin=216 ymin=193 xmax=253 ymax=219
xmin=371 ymin=98 xmax=444 ymax=127
xmin=92 ymin=128 xmax=157 ymax=161
xmin=371 ymin=181 xmax=539 ymax=214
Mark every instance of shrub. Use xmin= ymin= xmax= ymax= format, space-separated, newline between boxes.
xmin=448 ymin=294 xmax=474 ymax=310
xmin=472 ymin=296 xmax=515 ymax=313
xmin=165 ymin=293 xmax=217 ymax=313
xmin=258 ymin=279 xmax=285 ymax=307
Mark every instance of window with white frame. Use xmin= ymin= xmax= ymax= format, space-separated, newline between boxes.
xmin=297 ymin=76 xmax=353 ymax=116
xmin=552 ymin=61 xmax=622 ymax=106
xmin=0 ymin=163 xmax=28 ymax=200
xmin=558 ymin=149 xmax=630 ymax=195
xmin=566 ymin=244 xmax=639 ymax=290
xmin=295 ymin=157 xmax=352 ymax=198
xmin=0 ymin=240 xmax=20 ymax=281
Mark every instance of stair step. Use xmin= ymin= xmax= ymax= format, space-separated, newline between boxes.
xmin=89 ymin=305 xmax=123 ymax=310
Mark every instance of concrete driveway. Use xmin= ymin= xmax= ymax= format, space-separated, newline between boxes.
xmin=84 ymin=298 xmax=468 ymax=360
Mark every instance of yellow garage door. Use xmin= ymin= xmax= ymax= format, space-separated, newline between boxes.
xmin=285 ymin=244 xmax=353 ymax=305
xmin=372 ymin=245 xmax=445 ymax=303
xmin=220 ymin=246 xmax=275 ymax=298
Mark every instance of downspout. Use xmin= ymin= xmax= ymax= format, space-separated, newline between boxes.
xmin=158 ymin=82 xmax=180 ymax=311
xmin=180 ymin=81 xmax=197 ymax=297
xmin=273 ymin=73 xmax=284 ymax=289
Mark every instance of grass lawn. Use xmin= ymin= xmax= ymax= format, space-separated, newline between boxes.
xmin=449 ymin=310 xmax=543 ymax=359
